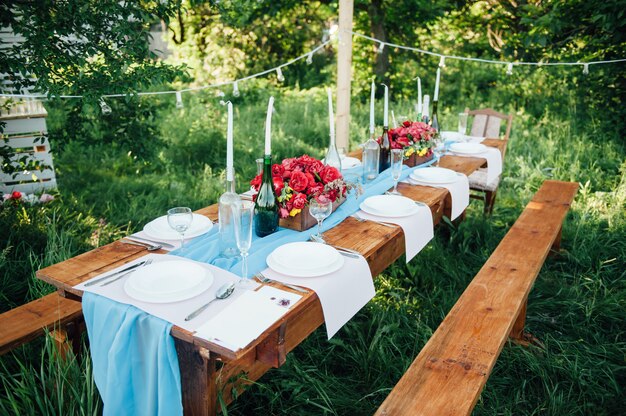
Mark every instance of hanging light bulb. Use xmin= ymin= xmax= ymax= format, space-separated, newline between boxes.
xmin=232 ymin=81 xmax=240 ymax=97
xmin=276 ymin=67 xmax=285 ymax=82
xmin=306 ymin=52 xmax=313 ymax=65
xmin=175 ymin=91 xmax=184 ymax=109
xmin=439 ymin=56 xmax=446 ymax=68
xmin=378 ymin=42 xmax=385 ymax=54
xmin=99 ymin=98 xmax=112 ymax=115
xmin=582 ymin=63 xmax=589 ymax=75
xmin=216 ymin=90 xmax=225 ymax=97
xmin=506 ymin=63 xmax=514 ymax=76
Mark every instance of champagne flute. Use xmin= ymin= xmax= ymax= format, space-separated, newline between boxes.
xmin=458 ymin=112 xmax=468 ymax=140
xmin=309 ymin=198 xmax=333 ymax=242
xmin=388 ymin=149 xmax=404 ymax=195
xmin=167 ymin=207 xmax=193 ymax=251
xmin=234 ymin=200 xmax=255 ymax=287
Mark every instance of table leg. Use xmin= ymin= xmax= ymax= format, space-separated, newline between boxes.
xmin=175 ymin=339 xmax=217 ymax=416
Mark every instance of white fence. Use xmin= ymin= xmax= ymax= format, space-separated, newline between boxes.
xmin=1 ymin=101 xmax=57 ymax=194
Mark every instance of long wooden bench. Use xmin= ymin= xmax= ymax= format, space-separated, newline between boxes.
xmin=375 ymin=180 xmax=578 ymax=416
xmin=0 ymin=292 xmax=83 ymax=357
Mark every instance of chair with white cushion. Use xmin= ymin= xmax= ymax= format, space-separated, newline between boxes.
xmin=464 ymin=108 xmax=514 ymax=214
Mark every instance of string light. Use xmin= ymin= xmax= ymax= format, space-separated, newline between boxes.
xmin=276 ymin=67 xmax=285 ymax=82
xmin=306 ymin=52 xmax=313 ymax=65
xmin=378 ymin=42 xmax=385 ymax=54
xmin=175 ymin=91 xmax=184 ymax=108
xmin=506 ymin=63 xmax=514 ymax=75
xmin=232 ymin=81 xmax=240 ymax=97
xmin=99 ymin=98 xmax=112 ymax=115
xmin=583 ymin=63 xmax=589 ymax=75
xmin=439 ymin=56 xmax=446 ymax=67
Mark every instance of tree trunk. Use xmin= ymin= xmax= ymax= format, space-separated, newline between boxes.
xmin=369 ymin=0 xmax=389 ymax=83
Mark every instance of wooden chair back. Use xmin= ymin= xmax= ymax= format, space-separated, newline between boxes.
xmin=464 ymin=107 xmax=513 ymax=140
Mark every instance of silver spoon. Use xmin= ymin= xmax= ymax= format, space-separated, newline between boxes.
xmin=184 ymin=282 xmax=235 ymax=321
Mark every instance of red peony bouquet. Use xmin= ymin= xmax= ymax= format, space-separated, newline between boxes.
xmin=250 ymin=155 xmax=348 ymax=219
xmin=378 ymin=120 xmax=435 ymax=159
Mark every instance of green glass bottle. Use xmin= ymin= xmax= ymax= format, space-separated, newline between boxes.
xmin=254 ymin=154 xmax=279 ymax=237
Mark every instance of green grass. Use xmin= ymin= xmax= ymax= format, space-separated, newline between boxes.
xmin=0 ymin=80 xmax=624 ymax=415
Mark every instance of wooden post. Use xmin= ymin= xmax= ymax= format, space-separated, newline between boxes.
xmin=335 ymin=0 xmax=354 ymax=151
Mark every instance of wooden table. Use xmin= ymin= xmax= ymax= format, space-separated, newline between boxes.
xmin=37 ymin=139 xmax=506 ymax=415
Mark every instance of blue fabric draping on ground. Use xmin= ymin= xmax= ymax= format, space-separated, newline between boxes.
xmin=83 ymin=292 xmax=183 ymax=416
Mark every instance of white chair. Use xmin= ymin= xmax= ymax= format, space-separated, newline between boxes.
xmin=464 ymin=108 xmax=514 ymax=214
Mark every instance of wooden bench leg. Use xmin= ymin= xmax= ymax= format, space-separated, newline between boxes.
xmin=550 ymin=226 xmax=563 ymax=255
xmin=509 ymin=297 xmax=544 ymax=348
xmin=175 ymin=339 xmax=217 ymax=416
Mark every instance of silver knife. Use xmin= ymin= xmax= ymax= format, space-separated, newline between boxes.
xmin=84 ymin=260 xmax=147 ymax=287
xmin=125 ymin=236 xmax=175 ymax=249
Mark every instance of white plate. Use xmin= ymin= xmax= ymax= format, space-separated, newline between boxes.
xmin=360 ymin=195 xmax=419 ymax=218
xmin=449 ymin=142 xmax=488 ymax=155
xmin=410 ymin=167 xmax=459 ymax=184
xmin=440 ymin=131 xmax=463 ymax=142
xmin=124 ymin=260 xmax=213 ymax=303
xmin=267 ymin=242 xmax=344 ymax=277
xmin=143 ymin=213 xmax=213 ymax=240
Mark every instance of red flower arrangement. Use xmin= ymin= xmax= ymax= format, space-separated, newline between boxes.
xmin=250 ymin=155 xmax=348 ymax=219
xmin=378 ymin=120 xmax=435 ymax=159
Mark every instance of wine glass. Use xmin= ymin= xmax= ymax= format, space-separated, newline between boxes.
xmin=433 ymin=133 xmax=446 ymax=165
xmin=167 ymin=207 xmax=193 ymax=251
xmin=458 ymin=112 xmax=468 ymax=138
xmin=309 ymin=198 xmax=333 ymax=242
xmin=388 ymin=149 xmax=404 ymax=195
xmin=234 ymin=200 xmax=255 ymax=287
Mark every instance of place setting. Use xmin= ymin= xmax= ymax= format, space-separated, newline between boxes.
xmin=406 ymin=166 xmax=470 ymax=220
xmin=447 ymin=141 xmax=503 ymax=183
xmin=122 ymin=207 xmax=216 ymax=252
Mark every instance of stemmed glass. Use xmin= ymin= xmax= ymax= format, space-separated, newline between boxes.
xmin=167 ymin=207 xmax=193 ymax=251
xmin=433 ymin=133 xmax=446 ymax=165
xmin=388 ymin=149 xmax=404 ymax=195
xmin=234 ymin=200 xmax=255 ymax=287
xmin=309 ymin=198 xmax=332 ymax=242
xmin=458 ymin=112 xmax=469 ymax=141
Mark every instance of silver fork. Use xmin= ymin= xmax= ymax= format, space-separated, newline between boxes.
xmin=101 ymin=258 xmax=153 ymax=286
xmin=351 ymin=213 xmax=397 ymax=228
xmin=254 ymin=273 xmax=308 ymax=294
xmin=121 ymin=240 xmax=162 ymax=251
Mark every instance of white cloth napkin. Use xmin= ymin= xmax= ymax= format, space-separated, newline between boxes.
xmin=407 ymin=173 xmax=470 ymax=220
xmin=194 ymin=286 xmax=302 ymax=350
xmin=356 ymin=205 xmax=433 ymax=263
xmin=75 ymin=253 xmax=259 ymax=332
xmin=452 ymin=147 xmax=502 ymax=183
xmin=128 ymin=231 xmax=179 ymax=251
xmin=262 ymin=254 xmax=374 ymax=339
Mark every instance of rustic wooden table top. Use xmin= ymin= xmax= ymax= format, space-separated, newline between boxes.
xmin=37 ymin=138 xmax=508 ymax=363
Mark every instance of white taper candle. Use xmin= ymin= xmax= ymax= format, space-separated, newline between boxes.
xmin=369 ymin=80 xmax=375 ymax=134
xmin=434 ymin=68 xmax=440 ymax=101
xmin=417 ymin=77 xmax=422 ymax=115
xmin=327 ymin=88 xmax=335 ymax=138
xmin=226 ymin=101 xmax=233 ymax=181
xmin=264 ymin=96 xmax=274 ymax=155
xmin=383 ymin=83 xmax=388 ymax=127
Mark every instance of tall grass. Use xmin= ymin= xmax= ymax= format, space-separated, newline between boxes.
xmin=0 ymin=78 xmax=624 ymax=415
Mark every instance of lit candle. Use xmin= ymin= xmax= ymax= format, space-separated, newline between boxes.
xmin=369 ymin=80 xmax=375 ymax=134
xmin=264 ymin=96 xmax=274 ymax=155
xmin=383 ymin=83 xmax=389 ymax=127
xmin=226 ymin=101 xmax=233 ymax=181
xmin=327 ymin=88 xmax=335 ymax=138
xmin=434 ymin=68 xmax=440 ymax=101
xmin=417 ymin=77 xmax=422 ymax=115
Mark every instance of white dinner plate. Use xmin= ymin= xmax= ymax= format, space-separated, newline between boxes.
xmin=360 ymin=195 xmax=420 ymax=218
xmin=440 ymin=131 xmax=463 ymax=142
xmin=267 ymin=242 xmax=344 ymax=277
xmin=449 ymin=142 xmax=488 ymax=155
xmin=124 ymin=260 xmax=213 ymax=303
xmin=410 ymin=167 xmax=459 ymax=184
xmin=143 ymin=213 xmax=213 ymax=240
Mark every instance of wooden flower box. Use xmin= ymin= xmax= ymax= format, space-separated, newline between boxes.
xmin=279 ymin=197 xmax=345 ymax=231
xmin=404 ymin=152 xmax=434 ymax=168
